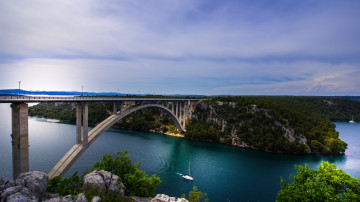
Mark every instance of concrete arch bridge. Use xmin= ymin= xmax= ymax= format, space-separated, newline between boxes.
xmin=0 ymin=96 xmax=199 ymax=179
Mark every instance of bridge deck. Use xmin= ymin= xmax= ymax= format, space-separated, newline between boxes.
xmin=0 ymin=96 xmax=199 ymax=103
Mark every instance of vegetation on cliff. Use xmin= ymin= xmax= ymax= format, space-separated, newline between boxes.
xmin=185 ymin=96 xmax=360 ymax=154
xmin=28 ymin=96 xmax=360 ymax=154
xmin=47 ymin=151 xmax=161 ymax=200
xmin=181 ymin=186 xmax=209 ymax=202
xmin=277 ymin=162 xmax=360 ymax=201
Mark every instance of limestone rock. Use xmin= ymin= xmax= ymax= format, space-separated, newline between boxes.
xmin=17 ymin=171 xmax=49 ymax=198
xmin=43 ymin=197 xmax=62 ymax=202
xmin=91 ymin=196 xmax=101 ymax=202
xmin=0 ymin=177 xmax=14 ymax=192
xmin=6 ymin=192 xmax=37 ymax=202
xmin=83 ymin=170 xmax=124 ymax=195
xmin=74 ymin=193 xmax=87 ymax=202
xmin=151 ymin=194 xmax=188 ymax=202
xmin=62 ymin=194 xmax=73 ymax=201
xmin=83 ymin=171 xmax=105 ymax=191
xmin=132 ymin=196 xmax=153 ymax=202
xmin=1 ymin=186 xmax=23 ymax=200
xmin=43 ymin=194 xmax=72 ymax=202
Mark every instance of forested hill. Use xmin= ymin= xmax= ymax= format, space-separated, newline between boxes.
xmin=28 ymin=97 xmax=360 ymax=155
xmin=186 ymin=97 xmax=360 ymax=155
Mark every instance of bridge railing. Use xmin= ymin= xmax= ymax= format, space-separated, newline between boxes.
xmin=0 ymin=96 xmax=200 ymax=103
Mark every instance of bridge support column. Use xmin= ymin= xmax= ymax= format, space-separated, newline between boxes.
xmin=179 ymin=102 xmax=182 ymax=126
xmin=113 ymin=103 xmax=117 ymax=114
xmin=176 ymin=102 xmax=178 ymax=118
xmin=119 ymin=102 xmax=123 ymax=115
xmin=76 ymin=103 xmax=82 ymax=144
xmin=189 ymin=101 xmax=192 ymax=118
xmin=82 ymin=102 xmax=88 ymax=146
xmin=11 ymin=103 xmax=29 ymax=179
xmin=171 ymin=102 xmax=174 ymax=114
xmin=183 ymin=102 xmax=186 ymax=129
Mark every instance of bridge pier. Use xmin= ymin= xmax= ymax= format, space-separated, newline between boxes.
xmin=179 ymin=102 xmax=182 ymax=124
xmin=176 ymin=102 xmax=178 ymax=117
xmin=188 ymin=101 xmax=192 ymax=118
xmin=113 ymin=103 xmax=117 ymax=114
xmin=183 ymin=102 xmax=187 ymax=129
xmin=171 ymin=102 xmax=174 ymax=114
xmin=76 ymin=103 xmax=82 ymax=144
xmin=113 ymin=102 xmax=124 ymax=114
xmin=83 ymin=103 xmax=88 ymax=146
xmin=75 ymin=102 xmax=88 ymax=146
xmin=10 ymin=103 xmax=29 ymax=179
xmin=119 ymin=102 xmax=123 ymax=114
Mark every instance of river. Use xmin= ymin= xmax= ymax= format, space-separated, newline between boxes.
xmin=0 ymin=103 xmax=359 ymax=201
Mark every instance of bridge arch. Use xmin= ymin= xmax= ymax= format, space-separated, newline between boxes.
xmin=116 ymin=103 xmax=184 ymax=131
xmin=49 ymin=103 xmax=185 ymax=178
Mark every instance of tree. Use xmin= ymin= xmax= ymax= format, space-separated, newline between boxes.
xmin=47 ymin=151 xmax=161 ymax=199
xmin=277 ymin=161 xmax=360 ymax=201
xmin=91 ymin=151 xmax=162 ymax=197
xmin=181 ymin=186 xmax=209 ymax=202
xmin=47 ymin=171 xmax=83 ymax=197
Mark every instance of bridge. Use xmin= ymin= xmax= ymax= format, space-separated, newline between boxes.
xmin=0 ymin=96 xmax=200 ymax=179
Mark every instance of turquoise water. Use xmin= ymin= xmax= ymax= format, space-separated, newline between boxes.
xmin=0 ymin=103 xmax=359 ymax=201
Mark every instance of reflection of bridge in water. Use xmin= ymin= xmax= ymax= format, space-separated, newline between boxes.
xmin=0 ymin=96 xmax=200 ymax=179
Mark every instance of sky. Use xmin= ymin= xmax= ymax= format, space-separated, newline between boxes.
xmin=0 ymin=0 xmax=360 ymax=96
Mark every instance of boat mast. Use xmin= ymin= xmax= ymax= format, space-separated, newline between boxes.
xmin=189 ymin=161 xmax=191 ymax=176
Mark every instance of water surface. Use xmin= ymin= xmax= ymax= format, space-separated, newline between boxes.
xmin=0 ymin=103 xmax=359 ymax=201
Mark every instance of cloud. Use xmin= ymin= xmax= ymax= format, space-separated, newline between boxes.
xmin=1 ymin=0 xmax=359 ymax=60
xmin=0 ymin=0 xmax=359 ymax=95
xmin=1 ymin=58 xmax=359 ymax=95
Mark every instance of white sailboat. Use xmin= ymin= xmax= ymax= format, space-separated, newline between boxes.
xmin=350 ymin=115 xmax=356 ymax=123
xmin=182 ymin=161 xmax=194 ymax=181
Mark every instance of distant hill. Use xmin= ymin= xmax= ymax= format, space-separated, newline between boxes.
xmin=339 ymin=96 xmax=360 ymax=102
xmin=0 ymin=89 xmax=123 ymax=96
xmin=0 ymin=89 xmax=203 ymax=97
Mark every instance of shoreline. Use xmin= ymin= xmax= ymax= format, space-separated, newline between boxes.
xmin=29 ymin=115 xmax=346 ymax=156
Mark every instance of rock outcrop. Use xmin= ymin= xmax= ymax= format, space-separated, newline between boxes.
xmin=193 ymin=101 xmax=314 ymax=153
xmin=0 ymin=171 xmax=49 ymax=201
xmin=131 ymin=194 xmax=188 ymax=202
xmin=73 ymin=193 xmax=87 ymax=202
xmin=151 ymin=194 xmax=188 ymax=202
xmin=1 ymin=171 xmax=186 ymax=202
xmin=83 ymin=170 xmax=124 ymax=196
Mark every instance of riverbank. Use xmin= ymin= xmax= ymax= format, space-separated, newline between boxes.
xmin=164 ymin=131 xmax=185 ymax=138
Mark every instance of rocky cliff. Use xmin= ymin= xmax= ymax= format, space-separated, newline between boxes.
xmin=185 ymin=97 xmax=348 ymax=155
xmin=0 ymin=171 xmax=187 ymax=202
xmin=188 ymin=101 xmax=312 ymax=153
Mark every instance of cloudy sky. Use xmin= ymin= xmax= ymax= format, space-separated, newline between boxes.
xmin=1 ymin=0 xmax=359 ymax=95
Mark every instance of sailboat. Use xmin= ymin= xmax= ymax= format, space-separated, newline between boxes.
xmin=182 ymin=161 xmax=194 ymax=181
xmin=350 ymin=116 xmax=356 ymax=123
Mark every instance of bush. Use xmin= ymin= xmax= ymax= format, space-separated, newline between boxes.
xmin=47 ymin=151 xmax=161 ymax=199
xmin=277 ymin=161 xmax=360 ymax=201
xmin=47 ymin=172 xmax=83 ymax=197
xmin=91 ymin=151 xmax=162 ymax=197
xmin=181 ymin=186 xmax=209 ymax=202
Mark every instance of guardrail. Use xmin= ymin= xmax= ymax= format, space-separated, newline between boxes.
xmin=0 ymin=96 xmax=200 ymax=103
